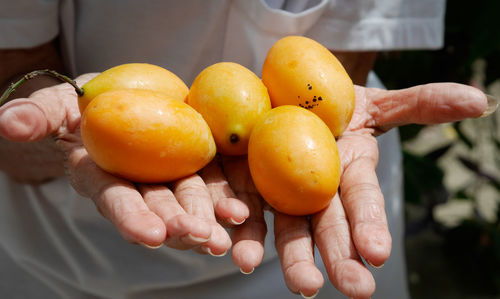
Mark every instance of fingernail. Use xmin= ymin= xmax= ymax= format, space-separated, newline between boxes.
xmin=480 ymin=94 xmax=499 ymax=118
xmin=181 ymin=233 xmax=210 ymax=244
xmin=201 ymin=246 xmax=227 ymax=257
xmin=139 ymin=242 xmax=163 ymax=250
xmin=240 ymin=267 xmax=254 ymax=275
xmin=367 ymin=260 xmax=384 ymax=269
xmin=300 ymin=291 xmax=318 ymax=299
xmin=228 ymin=218 xmax=245 ymax=225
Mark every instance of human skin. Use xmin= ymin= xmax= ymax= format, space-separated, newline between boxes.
xmin=0 ymin=41 xmax=488 ymax=299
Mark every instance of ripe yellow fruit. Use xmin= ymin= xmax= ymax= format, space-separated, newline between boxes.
xmin=188 ymin=62 xmax=271 ymax=155
xmin=262 ymin=36 xmax=355 ymax=137
xmin=79 ymin=63 xmax=189 ymax=113
xmin=81 ymin=89 xmax=216 ymax=183
xmin=248 ymin=105 xmax=340 ymax=216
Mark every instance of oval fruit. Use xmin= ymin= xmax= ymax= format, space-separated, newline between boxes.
xmin=248 ymin=105 xmax=340 ymax=216
xmin=188 ymin=62 xmax=271 ymax=155
xmin=81 ymin=89 xmax=216 ymax=183
xmin=79 ymin=63 xmax=189 ymax=113
xmin=262 ymin=36 xmax=355 ymax=137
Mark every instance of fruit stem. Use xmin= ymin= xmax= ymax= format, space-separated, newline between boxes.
xmin=0 ymin=69 xmax=84 ymax=106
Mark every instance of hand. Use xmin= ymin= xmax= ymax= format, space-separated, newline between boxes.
xmin=209 ymin=82 xmax=487 ymax=299
xmin=308 ymin=83 xmax=482 ymax=298
xmin=0 ymin=75 xmax=249 ymax=255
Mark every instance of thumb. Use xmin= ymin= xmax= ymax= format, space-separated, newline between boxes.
xmin=0 ymin=73 xmax=97 ymax=142
xmin=361 ymin=83 xmax=489 ymax=135
xmin=0 ymin=84 xmax=78 ymax=142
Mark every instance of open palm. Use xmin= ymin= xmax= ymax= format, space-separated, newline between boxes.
xmin=211 ymin=82 xmax=487 ymax=299
xmin=0 ymin=77 xmax=487 ymax=299
xmin=0 ymin=75 xmax=249 ymax=257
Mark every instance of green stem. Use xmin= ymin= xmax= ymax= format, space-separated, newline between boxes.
xmin=0 ymin=69 xmax=84 ymax=106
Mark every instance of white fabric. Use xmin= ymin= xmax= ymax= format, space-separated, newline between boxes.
xmin=308 ymin=0 xmax=446 ymax=50
xmin=0 ymin=0 xmax=59 ymax=48
xmin=0 ymin=0 xmax=444 ymax=298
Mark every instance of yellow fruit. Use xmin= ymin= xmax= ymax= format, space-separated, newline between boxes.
xmin=262 ymin=36 xmax=355 ymax=137
xmin=81 ymin=89 xmax=216 ymax=183
xmin=188 ymin=62 xmax=271 ymax=155
xmin=79 ymin=63 xmax=188 ymax=113
xmin=248 ymin=105 xmax=340 ymax=216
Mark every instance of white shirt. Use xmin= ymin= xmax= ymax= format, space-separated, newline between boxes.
xmin=0 ymin=1 xmax=445 ymax=298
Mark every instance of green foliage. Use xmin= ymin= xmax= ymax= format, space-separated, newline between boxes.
xmin=375 ymin=0 xmax=500 ymax=207
xmin=374 ymin=0 xmax=500 ymax=88
xmin=374 ymin=0 xmax=500 ymax=295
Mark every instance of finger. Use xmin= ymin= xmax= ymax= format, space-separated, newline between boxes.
xmin=274 ymin=212 xmax=323 ymax=298
xmin=137 ymin=184 xmax=212 ymax=250
xmin=311 ymin=194 xmax=375 ymax=299
xmin=230 ymin=193 xmax=267 ymax=274
xmin=338 ymin=135 xmax=392 ymax=267
xmin=68 ymin=146 xmax=166 ymax=247
xmin=0 ymin=73 xmax=97 ymax=142
xmin=0 ymin=84 xmax=78 ymax=141
xmin=362 ymin=83 xmax=488 ymax=133
xmin=199 ymin=159 xmax=249 ymax=226
xmin=172 ymin=174 xmax=232 ymax=256
xmin=219 ymin=156 xmax=267 ymax=273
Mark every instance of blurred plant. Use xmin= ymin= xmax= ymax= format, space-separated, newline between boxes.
xmin=374 ymin=0 xmax=500 ymax=295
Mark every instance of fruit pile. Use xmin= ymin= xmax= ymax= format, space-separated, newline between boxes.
xmin=5 ymin=36 xmax=356 ymax=216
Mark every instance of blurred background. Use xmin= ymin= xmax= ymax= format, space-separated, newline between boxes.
xmin=374 ymin=0 xmax=500 ymax=298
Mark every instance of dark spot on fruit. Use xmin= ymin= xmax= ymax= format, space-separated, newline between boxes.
xmin=288 ymin=60 xmax=298 ymax=68
xmin=230 ymin=134 xmax=239 ymax=144
xmin=298 ymin=94 xmax=323 ymax=109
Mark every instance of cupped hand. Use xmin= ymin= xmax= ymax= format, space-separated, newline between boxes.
xmin=0 ymin=75 xmax=249 ymax=255
xmin=210 ymin=82 xmax=487 ymax=299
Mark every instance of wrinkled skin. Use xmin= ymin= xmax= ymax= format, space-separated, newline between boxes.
xmin=211 ymin=83 xmax=487 ymax=299
xmin=0 ymin=72 xmax=487 ymax=299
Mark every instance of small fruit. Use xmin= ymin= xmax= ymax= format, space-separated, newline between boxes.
xmin=81 ymin=89 xmax=216 ymax=183
xmin=188 ymin=62 xmax=271 ymax=155
xmin=248 ymin=106 xmax=340 ymax=216
xmin=79 ymin=63 xmax=188 ymax=113
xmin=262 ymin=36 xmax=355 ymax=137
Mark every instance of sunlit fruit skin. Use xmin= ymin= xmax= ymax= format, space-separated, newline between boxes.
xmin=262 ymin=36 xmax=355 ymax=137
xmin=248 ymin=105 xmax=340 ymax=216
xmin=188 ymin=62 xmax=271 ymax=155
xmin=81 ymin=89 xmax=216 ymax=183
xmin=78 ymin=63 xmax=189 ymax=113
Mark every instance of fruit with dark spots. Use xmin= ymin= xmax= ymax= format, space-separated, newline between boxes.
xmin=262 ymin=36 xmax=355 ymax=137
